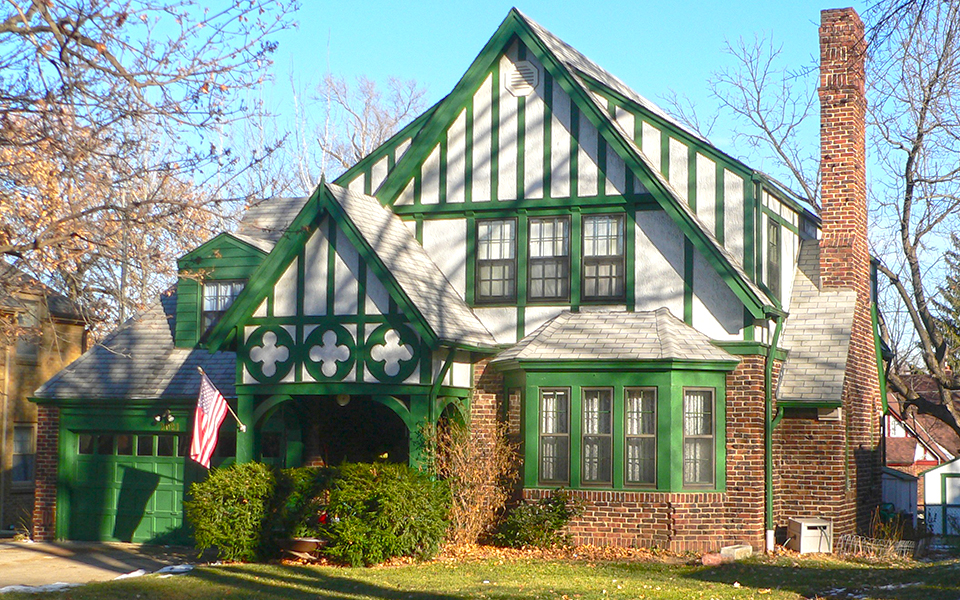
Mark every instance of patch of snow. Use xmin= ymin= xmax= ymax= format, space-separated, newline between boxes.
xmin=1 ymin=582 xmax=81 ymax=594
xmin=156 ymin=564 xmax=193 ymax=574
xmin=114 ymin=569 xmax=148 ymax=580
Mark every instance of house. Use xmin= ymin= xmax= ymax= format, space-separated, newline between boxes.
xmin=0 ymin=265 xmax=86 ymax=534
xmin=30 ymin=8 xmax=883 ymax=551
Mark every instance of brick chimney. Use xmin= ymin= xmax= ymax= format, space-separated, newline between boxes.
xmin=819 ymin=7 xmax=868 ymax=291
xmin=818 ymin=7 xmax=881 ymax=533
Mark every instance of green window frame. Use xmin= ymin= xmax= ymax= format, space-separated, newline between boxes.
xmin=202 ymin=280 xmax=245 ymax=331
xmin=682 ymin=388 xmax=715 ymax=487
xmin=528 ymin=216 xmax=570 ymax=301
xmin=582 ymin=388 xmax=613 ymax=485
xmin=582 ymin=214 xmax=625 ymax=301
xmin=625 ymin=387 xmax=657 ymax=487
xmin=539 ymin=387 xmax=570 ymax=485
xmin=476 ymin=218 xmax=517 ymax=304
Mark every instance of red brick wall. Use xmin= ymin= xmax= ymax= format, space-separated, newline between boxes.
xmin=520 ymin=355 xmax=771 ymax=552
xmin=31 ymin=405 xmax=59 ymax=541
xmin=817 ymin=7 xmax=882 ymax=536
xmin=472 ymin=359 xmax=502 ymax=444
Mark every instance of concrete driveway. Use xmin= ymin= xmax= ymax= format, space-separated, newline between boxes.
xmin=0 ymin=541 xmax=199 ymax=589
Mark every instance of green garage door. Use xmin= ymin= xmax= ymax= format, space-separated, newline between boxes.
xmin=67 ymin=432 xmax=195 ymax=543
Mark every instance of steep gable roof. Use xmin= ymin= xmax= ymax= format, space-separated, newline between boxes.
xmin=372 ymin=9 xmax=775 ymax=319
xmin=492 ymin=308 xmax=738 ymax=365
xmin=206 ymin=182 xmax=497 ymax=352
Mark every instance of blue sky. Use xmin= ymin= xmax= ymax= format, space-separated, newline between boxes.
xmin=263 ymin=1 xmax=866 ymax=159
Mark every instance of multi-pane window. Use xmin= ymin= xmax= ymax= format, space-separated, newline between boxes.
xmin=625 ymin=388 xmax=656 ymax=486
xmin=15 ymin=300 xmax=39 ymax=360
xmin=529 ymin=216 xmax=570 ymax=300
xmin=682 ymin=388 xmax=715 ymax=486
xmin=582 ymin=215 xmax=625 ymax=300
xmin=12 ymin=426 xmax=35 ymax=483
xmin=202 ymin=280 xmax=245 ymax=331
xmin=582 ymin=388 xmax=613 ymax=484
xmin=476 ymin=219 xmax=517 ymax=303
xmin=767 ymin=219 xmax=781 ymax=299
xmin=539 ymin=388 xmax=570 ymax=484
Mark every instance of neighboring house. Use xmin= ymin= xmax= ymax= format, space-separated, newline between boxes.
xmin=885 ymin=403 xmax=955 ymax=503
xmin=30 ymin=8 xmax=883 ymax=551
xmin=0 ymin=265 xmax=85 ymax=534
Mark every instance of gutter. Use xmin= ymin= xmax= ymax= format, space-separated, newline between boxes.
xmin=765 ymin=314 xmax=785 ymax=552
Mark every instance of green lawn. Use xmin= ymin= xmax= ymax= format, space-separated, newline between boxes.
xmin=6 ymin=554 xmax=959 ymax=600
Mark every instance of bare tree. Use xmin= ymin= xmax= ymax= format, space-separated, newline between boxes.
xmin=681 ymin=2 xmax=960 ymax=438
xmin=0 ymin=0 xmax=296 ymax=334
xmin=867 ymin=1 xmax=960 ymax=435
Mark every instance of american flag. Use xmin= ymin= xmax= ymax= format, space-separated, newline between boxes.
xmin=191 ymin=371 xmax=229 ymax=469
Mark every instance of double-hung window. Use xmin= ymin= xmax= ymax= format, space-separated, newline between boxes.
xmin=582 ymin=215 xmax=625 ymax=301
xmin=625 ymin=387 xmax=657 ymax=486
xmin=539 ymin=388 xmax=570 ymax=484
xmin=682 ymin=388 xmax=715 ymax=486
xmin=202 ymin=280 xmax=245 ymax=331
xmin=766 ymin=219 xmax=781 ymax=300
xmin=529 ymin=216 xmax=570 ymax=301
xmin=582 ymin=388 xmax=613 ymax=485
xmin=12 ymin=425 xmax=35 ymax=484
xmin=476 ymin=219 xmax=517 ymax=303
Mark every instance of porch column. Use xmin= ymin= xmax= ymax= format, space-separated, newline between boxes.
xmin=407 ymin=394 xmax=431 ymax=470
xmin=235 ymin=393 xmax=255 ymax=463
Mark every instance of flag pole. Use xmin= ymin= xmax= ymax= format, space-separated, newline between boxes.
xmin=197 ymin=366 xmax=247 ymax=432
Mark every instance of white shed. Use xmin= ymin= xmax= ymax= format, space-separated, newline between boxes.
xmin=924 ymin=457 xmax=960 ymax=535
xmin=881 ymin=467 xmax=917 ymax=525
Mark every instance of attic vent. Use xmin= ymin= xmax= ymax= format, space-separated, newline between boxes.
xmin=505 ymin=61 xmax=539 ymax=97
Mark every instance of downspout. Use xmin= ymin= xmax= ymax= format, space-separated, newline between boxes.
xmin=765 ymin=314 xmax=784 ymax=552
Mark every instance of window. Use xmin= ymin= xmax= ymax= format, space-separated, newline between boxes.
xmin=625 ymin=388 xmax=656 ymax=486
xmin=476 ymin=219 xmax=516 ymax=303
xmin=539 ymin=388 xmax=570 ymax=484
xmin=582 ymin=388 xmax=613 ymax=484
xmin=767 ymin=219 xmax=781 ymax=299
xmin=582 ymin=215 xmax=625 ymax=300
xmin=529 ymin=216 xmax=570 ymax=300
xmin=683 ymin=388 xmax=715 ymax=486
xmin=202 ymin=280 xmax=245 ymax=331
xmin=15 ymin=300 xmax=39 ymax=360
xmin=12 ymin=426 xmax=35 ymax=483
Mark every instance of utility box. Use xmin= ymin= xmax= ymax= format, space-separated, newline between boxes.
xmin=786 ymin=518 xmax=833 ymax=554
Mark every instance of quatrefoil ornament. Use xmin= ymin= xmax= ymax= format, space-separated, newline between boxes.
xmin=244 ymin=326 xmax=294 ymax=383
xmin=303 ymin=324 xmax=356 ymax=381
xmin=365 ymin=324 xmax=418 ymax=382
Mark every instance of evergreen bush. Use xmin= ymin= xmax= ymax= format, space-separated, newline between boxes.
xmin=493 ymin=489 xmax=584 ymax=548
xmin=183 ymin=462 xmax=276 ymax=561
xmin=321 ymin=462 xmax=450 ymax=566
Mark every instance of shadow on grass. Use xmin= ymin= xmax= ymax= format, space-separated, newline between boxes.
xmin=188 ymin=564 xmax=472 ymax=600
xmin=680 ymin=558 xmax=960 ymax=600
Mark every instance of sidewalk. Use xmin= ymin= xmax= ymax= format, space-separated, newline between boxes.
xmin=0 ymin=541 xmax=198 ymax=588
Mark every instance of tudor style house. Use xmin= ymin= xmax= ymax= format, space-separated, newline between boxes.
xmin=30 ymin=8 xmax=882 ymax=551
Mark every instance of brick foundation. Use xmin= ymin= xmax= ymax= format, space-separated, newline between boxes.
xmin=31 ymin=405 xmax=59 ymax=541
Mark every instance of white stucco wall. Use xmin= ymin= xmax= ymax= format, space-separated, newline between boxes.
xmin=634 ymin=210 xmax=684 ymax=316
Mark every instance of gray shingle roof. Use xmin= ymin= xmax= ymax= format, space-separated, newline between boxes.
xmin=491 ymin=308 xmax=738 ymax=364
xmin=0 ymin=262 xmax=84 ymax=321
xmin=777 ymin=240 xmax=856 ymax=403
xmin=236 ymin=196 xmax=310 ymax=244
xmin=328 ymin=184 xmax=498 ymax=349
xmin=34 ymin=290 xmax=236 ymax=401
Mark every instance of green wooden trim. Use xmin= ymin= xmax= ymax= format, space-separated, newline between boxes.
xmin=490 ymin=56 xmax=500 ymax=203
xmin=760 ymin=205 xmax=801 ymax=234
xmin=715 ymin=161 xmax=725 ymax=244
xmin=659 ymin=131 xmax=669 ymax=178
xmin=569 ymin=103 xmax=580 ymax=197
xmin=687 ymin=145 xmax=697 ymax=213
xmin=776 ymin=400 xmax=843 ymax=409
xmin=465 ymin=101 xmax=474 ymax=203
xmin=204 ymin=186 xmax=324 ymax=351
xmin=517 ymin=94 xmax=526 ymax=200
xmin=439 ymin=134 xmax=448 ymax=205
xmin=508 ymin=358 xmax=739 ymax=372
xmin=625 ymin=208 xmax=636 ymax=311
xmin=391 ymin=193 xmax=657 ymax=216
xmin=713 ymin=340 xmax=787 ymax=360
xmin=334 ymin=104 xmax=438 ymax=195
xmin=542 ymin=71 xmax=553 ymax=196
xmin=743 ymin=176 xmax=756 ymax=281
xmin=177 ymin=232 xmax=268 ymax=266
xmin=570 ymin=211 xmax=581 ymax=310
xmin=326 ymin=218 xmax=337 ymax=316
xmin=466 ymin=214 xmax=477 ymax=305
xmin=236 ymin=382 xmax=471 ymax=397
xmin=683 ymin=238 xmax=694 ymax=325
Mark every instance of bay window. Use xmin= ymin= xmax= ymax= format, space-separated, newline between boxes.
xmin=625 ymin=387 xmax=657 ymax=486
xmin=582 ymin=388 xmax=613 ymax=484
xmin=682 ymin=388 xmax=715 ymax=486
xmin=539 ymin=388 xmax=570 ymax=484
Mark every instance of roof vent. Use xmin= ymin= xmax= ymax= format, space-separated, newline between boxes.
xmin=505 ymin=61 xmax=539 ymax=97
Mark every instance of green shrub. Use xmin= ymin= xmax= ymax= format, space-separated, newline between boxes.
xmin=264 ymin=466 xmax=335 ymax=541
xmin=321 ymin=462 xmax=450 ymax=566
xmin=183 ymin=462 xmax=276 ymax=562
xmin=493 ymin=489 xmax=584 ymax=548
